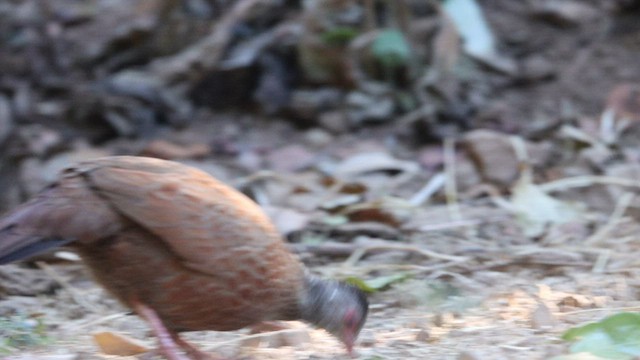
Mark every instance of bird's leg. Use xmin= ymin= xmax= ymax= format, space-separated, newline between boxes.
xmin=132 ymin=301 xmax=190 ymax=360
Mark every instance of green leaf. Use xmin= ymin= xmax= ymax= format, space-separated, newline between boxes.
xmin=562 ymin=313 xmax=640 ymax=360
xmin=372 ymin=30 xmax=411 ymax=69
xmin=322 ymin=27 xmax=359 ymax=46
xmin=346 ymin=273 xmax=411 ymax=293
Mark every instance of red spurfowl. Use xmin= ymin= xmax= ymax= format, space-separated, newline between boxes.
xmin=0 ymin=156 xmax=368 ymax=360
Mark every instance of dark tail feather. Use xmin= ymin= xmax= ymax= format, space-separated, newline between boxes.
xmin=0 ymin=236 xmax=72 ymax=264
xmin=0 ymin=202 xmax=74 ymax=264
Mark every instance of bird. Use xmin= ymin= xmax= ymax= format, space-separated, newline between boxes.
xmin=0 ymin=156 xmax=368 ymax=360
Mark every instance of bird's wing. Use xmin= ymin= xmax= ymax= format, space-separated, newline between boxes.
xmin=75 ymin=156 xmax=288 ymax=274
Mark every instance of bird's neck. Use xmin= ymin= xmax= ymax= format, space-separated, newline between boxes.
xmin=298 ymin=275 xmax=337 ymax=327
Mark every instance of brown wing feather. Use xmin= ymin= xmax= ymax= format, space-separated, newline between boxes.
xmin=72 ymin=156 xmax=301 ymax=277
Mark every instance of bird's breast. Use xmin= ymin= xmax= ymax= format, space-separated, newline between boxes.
xmin=77 ymin=225 xmax=305 ymax=332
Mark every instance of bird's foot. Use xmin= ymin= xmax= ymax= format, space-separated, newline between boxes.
xmin=133 ymin=301 xmax=224 ymax=360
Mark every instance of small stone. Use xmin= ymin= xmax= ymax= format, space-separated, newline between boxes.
xmin=530 ymin=303 xmax=557 ymax=330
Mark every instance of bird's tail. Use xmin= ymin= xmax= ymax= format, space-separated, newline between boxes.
xmin=0 ymin=201 xmax=72 ymax=265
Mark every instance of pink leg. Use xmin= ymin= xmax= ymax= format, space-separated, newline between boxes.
xmin=132 ymin=301 xmax=190 ymax=360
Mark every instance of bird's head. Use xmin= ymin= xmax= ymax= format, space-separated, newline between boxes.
xmin=301 ymin=277 xmax=368 ymax=355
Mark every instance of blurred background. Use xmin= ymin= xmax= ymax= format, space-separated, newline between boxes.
xmin=2 ymin=0 xmax=640 ymax=359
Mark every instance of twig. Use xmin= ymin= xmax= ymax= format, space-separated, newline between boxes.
xmin=233 ymin=170 xmax=329 ymax=193
xmin=443 ymin=138 xmax=461 ymax=221
xmin=35 ymin=261 xmax=102 ymax=313
xmin=64 ymin=312 xmax=131 ymax=331
xmin=356 ymin=261 xmax=469 ymax=274
xmin=585 ymin=192 xmax=635 ymax=245
xmin=428 ymin=270 xmax=481 ymax=290
xmin=510 ymin=134 xmax=531 ymax=182
xmin=462 ymin=183 xmax=515 ymax=211
xmin=343 ymin=242 xmax=468 ymax=267
xmin=149 ymin=0 xmax=275 ymax=85
xmin=592 ymin=249 xmax=611 ymax=274
xmin=409 ymin=172 xmax=445 ymax=206
xmin=418 ymin=217 xmax=502 ymax=232
xmin=539 ymin=176 xmax=640 ymax=193
xmin=599 ymin=108 xmax=618 ymax=144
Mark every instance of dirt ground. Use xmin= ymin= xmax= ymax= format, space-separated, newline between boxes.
xmin=2 ymin=1 xmax=640 ymax=359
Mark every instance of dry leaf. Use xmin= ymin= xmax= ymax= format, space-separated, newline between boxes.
xmin=93 ymin=331 xmax=149 ymax=356
xmin=511 ymin=177 xmax=584 ymax=238
xmin=334 ymin=152 xmax=419 ymax=178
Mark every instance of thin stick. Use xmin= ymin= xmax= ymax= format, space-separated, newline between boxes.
xmin=409 ymin=172 xmax=446 ymax=206
xmin=443 ymin=138 xmax=461 ymax=221
xmin=150 ymin=0 xmax=272 ymax=84
xmin=586 ymin=192 xmax=635 ymax=245
xmin=592 ymin=249 xmax=611 ymax=274
xmin=356 ymin=261 xmax=469 ymax=274
xmin=343 ymin=242 xmax=468 ymax=267
xmin=35 ymin=261 xmax=102 ymax=313
xmin=539 ymin=176 xmax=640 ymax=193
xmin=64 ymin=312 xmax=131 ymax=331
